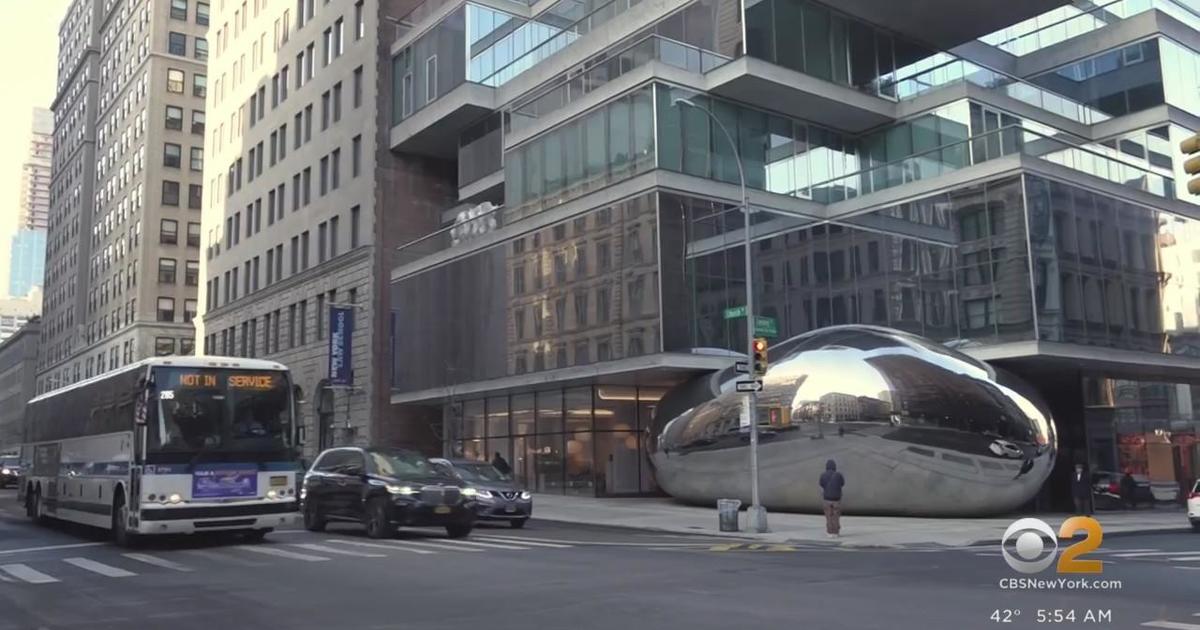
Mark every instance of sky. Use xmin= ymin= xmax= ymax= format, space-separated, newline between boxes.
xmin=0 ymin=0 xmax=72 ymax=294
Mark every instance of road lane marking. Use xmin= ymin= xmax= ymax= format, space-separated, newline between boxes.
xmin=473 ymin=536 xmax=572 ymax=549
xmin=180 ymin=548 xmax=268 ymax=567
xmin=1142 ymin=621 xmax=1200 ymax=629
xmin=0 ymin=564 xmax=58 ymax=584
xmin=1168 ymin=556 xmax=1200 ymax=562
xmin=236 ymin=545 xmax=329 ymax=562
xmin=1114 ymin=551 xmax=1190 ymax=557
xmin=325 ymin=540 xmax=435 ymax=555
xmin=63 ymin=558 xmax=135 ymax=578
xmin=0 ymin=542 xmax=107 ymax=556
xmin=474 ymin=534 xmax=712 ymax=547
xmin=433 ymin=538 xmax=530 ymax=550
xmin=389 ymin=539 xmax=482 ymax=552
xmin=122 ymin=553 xmax=193 ymax=572
xmin=0 ymin=571 xmax=12 ymax=582
xmin=291 ymin=543 xmax=386 ymax=558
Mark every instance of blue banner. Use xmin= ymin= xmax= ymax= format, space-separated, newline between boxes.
xmin=329 ymin=305 xmax=354 ymax=386
xmin=192 ymin=464 xmax=258 ymax=498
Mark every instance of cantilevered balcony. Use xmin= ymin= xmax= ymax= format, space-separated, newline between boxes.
xmin=833 ymin=0 xmax=1069 ymax=49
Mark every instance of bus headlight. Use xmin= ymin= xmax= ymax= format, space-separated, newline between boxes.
xmin=168 ymin=494 xmax=182 ymax=504
xmin=267 ymin=490 xmax=279 ymax=499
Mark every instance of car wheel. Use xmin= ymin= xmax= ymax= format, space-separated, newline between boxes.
xmin=303 ymin=500 xmax=326 ymax=532
xmin=509 ymin=518 xmax=528 ymax=529
xmin=365 ymin=498 xmax=395 ymax=539
xmin=445 ymin=523 xmax=472 ymax=539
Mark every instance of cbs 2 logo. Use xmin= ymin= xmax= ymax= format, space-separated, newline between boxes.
xmin=1000 ymin=517 xmax=1103 ymax=574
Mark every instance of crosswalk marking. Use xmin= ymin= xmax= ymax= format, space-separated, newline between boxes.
xmin=435 ymin=538 xmax=531 ymax=551
xmin=0 ymin=564 xmax=59 ymax=584
xmin=1114 ymin=551 xmax=1191 ymax=558
xmin=236 ymin=545 xmax=329 ymax=562
xmin=1168 ymin=556 xmax=1200 ymax=562
xmin=122 ymin=553 xmax=193 ymax=572
xmin=0 ymin=571 xmax=12 ymax=583
xmin=325 ymin=540 xmax=435 ymax=555
xmin=1142 ymin=621 xmax=1200 ymax=630
xmin=63 ymin=557 xmax=135 ymax=578
xmin=291 ymin=543 xmax=386 ymax=558
xmin=180 ymin=548 xmax=268 ymax=567
xmin=474 ymin=536 xmax=572 ymax=549
xmin=389 ymin=539 xmax=483 ymax=552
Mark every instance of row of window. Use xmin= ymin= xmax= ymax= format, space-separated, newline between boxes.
xmin=162 ymin=180 xmax=203 ymax=209
xmin=203 ymin=286 xmax=359 ymax=358
xmin=207 ymin=205 xmax=363 ymax=312
xmin=163 ymin=142 xmax=204 ymax=172
xmin=156 ymin=296 xmax=198 ymax=324
xmin=155 ymin=336 xmax=197 ymax=356
xmin=166 ymin=68 xmax=207 ymax=98
xmin=169 ymin=0 xmax=211 ymax=25
xmin=167 ymin=31 xmax=208 ymax=61
xmin=164 ymin=105 xmax=205 ymax=135
xmin=159 ymin=218 xmax=202 ymax=247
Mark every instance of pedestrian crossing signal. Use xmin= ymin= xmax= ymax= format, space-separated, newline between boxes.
xmin=752 ymin=338 xmax=768 ymax=377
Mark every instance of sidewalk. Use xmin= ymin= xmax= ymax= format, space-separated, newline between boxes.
xmin=530 ymin=494 xmax=1190 ymax=548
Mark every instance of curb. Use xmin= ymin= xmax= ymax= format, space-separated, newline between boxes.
xmin=532 ymin=514 xmax=1193 ymax=549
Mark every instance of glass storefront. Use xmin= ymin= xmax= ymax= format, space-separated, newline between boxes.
xmin=445 ymin=385 xmax=664 ymax=495
xmin=1084 ymin=375 xmax=1200 ymax=503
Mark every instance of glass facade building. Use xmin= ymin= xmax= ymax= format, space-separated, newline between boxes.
xmin=388 ymin=0 xmax=1200 ymax=507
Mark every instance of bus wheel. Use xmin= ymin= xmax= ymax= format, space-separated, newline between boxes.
xmin=112 ymin=494 xmax=138 ymax=548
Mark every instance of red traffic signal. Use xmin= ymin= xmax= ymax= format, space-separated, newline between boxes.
xmin=752 ymin=337 xmax=768 ymax=376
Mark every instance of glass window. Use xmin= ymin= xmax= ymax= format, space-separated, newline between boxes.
xmin=167 ymin=69 xmax=185 ymax=93
xmin=165 ymin=105 xmax=183 ymax=130
xmin=511 ymin=393 xmax=535 ymax=435
xmin=169 ymin=32 xmax=187 ymax=56
xmin=537 ymin=390 xmax=562 ymax=434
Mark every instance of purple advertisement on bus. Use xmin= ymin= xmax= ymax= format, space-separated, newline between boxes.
xmin=193 ymin=464 xmax=258 ymax=498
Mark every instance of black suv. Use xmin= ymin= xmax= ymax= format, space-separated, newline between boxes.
xmin=302 ymin=447 xmax=478 ymax=539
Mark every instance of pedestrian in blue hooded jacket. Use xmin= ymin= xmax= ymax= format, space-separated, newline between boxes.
xmin=819 ymin=459 xmax=845 ymax=538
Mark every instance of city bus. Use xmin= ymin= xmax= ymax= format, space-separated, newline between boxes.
xmin=17 ymin=356 xmax=304 ymax=546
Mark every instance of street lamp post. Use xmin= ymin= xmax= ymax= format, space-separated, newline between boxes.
xmin=673 ymin=97 xmax=768 ymax=533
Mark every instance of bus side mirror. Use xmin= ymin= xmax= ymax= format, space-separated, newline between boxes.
xmin=293 ymin=385 xmax=306 ymax=405
xmin=295 ymin=425 xmax=307 ymax=446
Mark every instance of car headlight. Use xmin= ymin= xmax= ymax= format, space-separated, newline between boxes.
xmin=1 ymin=468 xmax=10 ymax=475
xmin=387 ymin=484 xmax=416 ymax=496
xmin=520 ymin=491 xmax=532 ymax=500
xmin=461 ymin=487 xmax=478 ymax=498
xmin=299 ymin=487 xmax=307 ymax=500
xmin=473 ymin=489 xmax=492 ymax=499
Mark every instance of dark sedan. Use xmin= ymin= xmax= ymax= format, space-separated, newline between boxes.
xmin=302 ymin=447 xmax=478 ymax=539
xmin=0 ymin=457 xmax=20 ymax=489
xmin=430 ymin=458 xmax=532 ymax=528
xmin=1092 ymin=471 xmax=1155 ymax=510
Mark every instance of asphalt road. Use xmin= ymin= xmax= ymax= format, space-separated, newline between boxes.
xmin=0 ymin=488 xmax=1197 ymax=630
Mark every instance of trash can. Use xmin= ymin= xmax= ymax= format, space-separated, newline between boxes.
xmin=717 ymin=498 xmax=741 ymax=532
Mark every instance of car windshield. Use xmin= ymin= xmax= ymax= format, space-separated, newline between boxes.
xmin=369 ymin=450 xmax=436 ymax=478
xmin=150 ymin=367 xmax=291 ymax=453
xmin=454 ymin=463 xmax=510 ymax=482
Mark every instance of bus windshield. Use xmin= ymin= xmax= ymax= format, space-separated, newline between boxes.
xmin=150 ymin=367 xmax=291 ymax=455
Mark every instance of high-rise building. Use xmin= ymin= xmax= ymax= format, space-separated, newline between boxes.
xmin=9 ymin=230 xmax=47 ymax=300
xmin=17 ymin=108 xmax=53 ymax=231
xmin=9 ymin=107 xmax=53 ymax=302
xmin=39 ymin=0 xmax=209 ymax=394
xmin=199 ymin=0 xmax=445 ymax=457
xmin=382 ymin=0 xmax=1200 ymax=506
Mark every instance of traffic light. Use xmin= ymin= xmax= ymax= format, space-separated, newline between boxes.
xmin=752 ymin=337 xmax=768 ymax=377
xmin=1181 ymin=132 xmax=1200 ymax=195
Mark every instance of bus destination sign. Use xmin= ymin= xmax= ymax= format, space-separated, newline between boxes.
xmin=177 ymin=373 xmax=276 ymax=390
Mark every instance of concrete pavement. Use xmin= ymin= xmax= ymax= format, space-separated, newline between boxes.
xmin=529 ymin=493 xmax=1192 ymax=547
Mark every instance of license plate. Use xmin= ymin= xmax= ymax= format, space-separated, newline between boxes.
xmin=434 ymin=505 xmax=451 ymax=514
xmin=270 ymin=476 xmax=288 ymax=487
xmin=505 ymin=505 xmax=517 ymax=513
